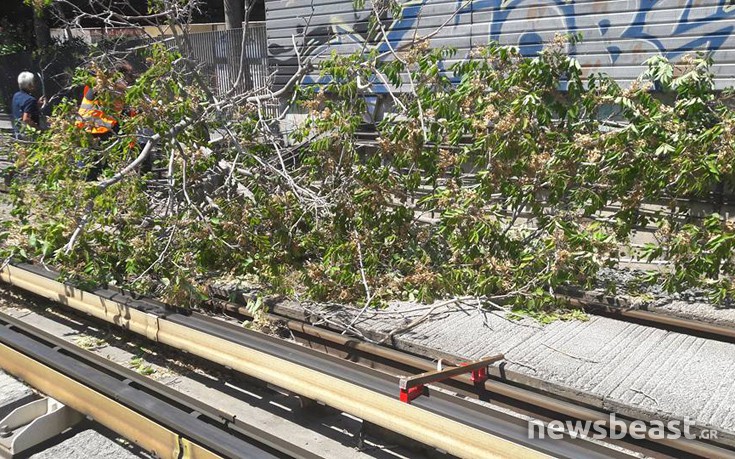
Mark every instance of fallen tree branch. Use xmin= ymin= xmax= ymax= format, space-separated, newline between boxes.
xmin=63 ymin=117 xmax=193 ymax=254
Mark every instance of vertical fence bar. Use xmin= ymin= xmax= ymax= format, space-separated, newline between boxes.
xmin=144 ymin=23 xmax=269 ymax=99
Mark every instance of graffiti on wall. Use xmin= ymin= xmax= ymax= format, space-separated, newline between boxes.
xmin=618 ymin=0 xmax=735 ymax=61
xmin=267 ymin=0 xmax=735 ymax=85
xmin=477 ymin=0 xmax=735 ymax=63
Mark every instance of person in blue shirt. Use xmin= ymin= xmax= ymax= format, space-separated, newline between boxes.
xmin=11 ymin=71 xmax=46 ymax=139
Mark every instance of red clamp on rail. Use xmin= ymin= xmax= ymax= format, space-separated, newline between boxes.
xmin=399 ymin=385 xmax=429 ymax=403
xmin=398 ymin=354 xmax=503 ymax=404
xmin=468 ymin=365 xmax=488 ymax=386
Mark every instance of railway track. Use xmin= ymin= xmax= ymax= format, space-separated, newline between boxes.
xmin=0 ymin=262 xmax=616 ymax=459
xmin=2 ymin=262 xmax=735 ymax=458
xmin=0 ymin=311 xmax=317 ymax=459
xmin=213 ymin=295 xmax=735 ymax=459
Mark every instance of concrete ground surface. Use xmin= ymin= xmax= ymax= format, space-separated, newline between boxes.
xmin=29 ymin=427 xmax=147 ymax=459
xmin=0 ymin=370 xmax=34 ymax=419
xmin=0 ymin=287 xmax=414 ymax=459
xmin=324 ymin=300 xmax=735 ymax=445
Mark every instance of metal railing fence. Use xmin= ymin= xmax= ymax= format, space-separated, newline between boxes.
xmin=176 ymin=24 xmax=270 ymax=98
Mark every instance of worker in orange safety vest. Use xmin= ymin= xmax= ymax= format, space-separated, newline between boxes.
xmin=76 ymin=61 xmax=137 ymax=180
xmin=76 ymin=61 xmax=135 ymax=140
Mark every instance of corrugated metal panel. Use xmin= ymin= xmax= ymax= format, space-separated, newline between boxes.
xmin=265 ymin=0 xmax=735 ymax=89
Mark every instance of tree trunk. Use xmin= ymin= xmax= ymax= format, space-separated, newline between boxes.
xmin=33 ymin=8 xmax=52 ymax=49
xmin=223 ymin=0 xmax=243 ymax=30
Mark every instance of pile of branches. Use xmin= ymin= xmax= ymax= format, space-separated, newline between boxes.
xmin=4 ymin=0 xmax=735 ymax=317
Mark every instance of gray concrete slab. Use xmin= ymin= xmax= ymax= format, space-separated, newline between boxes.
xmin=0 ymin=195 xmax=11 ymax=221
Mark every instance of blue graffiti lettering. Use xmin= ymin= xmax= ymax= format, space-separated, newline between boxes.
xmin=277 ymin=0 xmax=735 ymax=88
xmin=620 ymin=0 xmax=735 ymax=60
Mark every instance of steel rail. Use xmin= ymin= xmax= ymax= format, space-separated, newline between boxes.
xmin=0 ymin=341 xmax=195 ymax=458
xmin=0 ymin=319 xmax=268 ymax=458
xmin=216 ymin=299 xmax=735 ymax=459
xmin=0 ymin=263 xmax=560 ymax=459
xmin=0 ymin=311 xmax=320 ymax=459
xmin=563 ymin=296 xmax=735 ymax=344
xmin=164 ymin=313 xmax=632 ymax=458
